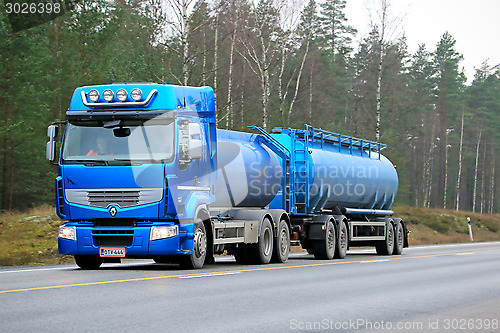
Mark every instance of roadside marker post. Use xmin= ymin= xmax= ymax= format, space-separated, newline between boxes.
xmin=467 ymin=217 xmax=474 ymax=242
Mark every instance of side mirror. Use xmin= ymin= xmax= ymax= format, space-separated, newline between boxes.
xmin=179 ymin=121 xmax=203 ymax=165
xmin=188 ymin=123 xmax=202 ymax=160
xmin=46 ymin=125 xmax=59 ymax=162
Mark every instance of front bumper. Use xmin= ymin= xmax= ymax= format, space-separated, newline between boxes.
xmin=58 ymin=224 xmax=194 ymax=257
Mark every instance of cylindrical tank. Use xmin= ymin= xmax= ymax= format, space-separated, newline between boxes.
xmin=213 ymin=129 xmax=281 ymax=208
xmin=271 ymin=131 xmax=398 ymax=212
xmin=308 ymin=145 xmax=398 ymax=211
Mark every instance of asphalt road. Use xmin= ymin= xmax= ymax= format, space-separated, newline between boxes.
xmin=1 ymin=242 xmax=500 ymax=332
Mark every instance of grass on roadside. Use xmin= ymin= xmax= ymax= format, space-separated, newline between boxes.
xmin=394 ymin=205 xmax=500 ymax=245
xmin=0 ymin=205 xmax=71 ymax=266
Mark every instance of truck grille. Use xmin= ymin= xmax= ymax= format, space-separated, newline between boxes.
xmin=93 ymin=236 xmax=134 ymax=247
xmin=65 ymin=188 xmax=163 ymax=208
xmin=88 ymin=190 xmax=140 ymax=208
xmin=92 ymin=230 xmax=134 ymax=247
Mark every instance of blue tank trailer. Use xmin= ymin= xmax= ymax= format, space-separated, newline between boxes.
xmin=46 ymin=83 xmax=408 ymax=269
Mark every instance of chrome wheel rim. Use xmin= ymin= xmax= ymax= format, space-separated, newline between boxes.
xmin=193 ymin=227 xmax=207 ymax=258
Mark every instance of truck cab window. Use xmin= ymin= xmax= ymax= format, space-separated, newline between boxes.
xmin=62 ymin=119 xmax=175 ymax=164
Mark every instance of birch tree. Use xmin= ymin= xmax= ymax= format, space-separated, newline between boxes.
xmin=278 ymin=0 xmax=314 ymax=124
xmin=472 ymin=123 xmax=483 ymax=212
xmin=367 ymin=0 xmax=402 ymax=142
xmin=455 ymin=110 xmax=464 ymax=210
xmin=238 ymin=0 xmax=281 ymax=130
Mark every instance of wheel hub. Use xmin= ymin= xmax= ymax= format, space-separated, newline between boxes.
xmin=193 ymin=228 xmax=207 ymax=258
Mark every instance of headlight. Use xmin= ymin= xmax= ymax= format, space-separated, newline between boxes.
xmin=88 ymin=89 xmax=99 ymax=102
xmin=58 ymin=226 xmax=76 ymax=241
xmin=116 ymin=89 xmax=128 ymax=102
xmin=103 ymin=89 xmax=114 ymax=102
xmin=131 ymin=88 xmax=142 ymax=101
xmin=150 ymin=226 xmax=178 ymax=241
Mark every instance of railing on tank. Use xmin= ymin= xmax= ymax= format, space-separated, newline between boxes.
xmin=299 ymin=125 xmax=386 ymax=160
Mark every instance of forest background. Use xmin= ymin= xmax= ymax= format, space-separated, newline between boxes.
xmin=1 ymin=0 xmax=499 ymax=214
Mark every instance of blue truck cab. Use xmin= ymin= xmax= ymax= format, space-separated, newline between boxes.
xmin=47 ymin=83 xmax=218 ymax=269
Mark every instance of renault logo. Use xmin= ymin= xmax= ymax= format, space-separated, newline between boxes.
xmin=109 ymin=206 xmax=117 ymax=217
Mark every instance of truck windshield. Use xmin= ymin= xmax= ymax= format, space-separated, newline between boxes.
xmin=62 ymin=119 xmax=175 ymax=164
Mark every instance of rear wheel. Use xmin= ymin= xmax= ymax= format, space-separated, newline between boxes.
xmin=271 ymin=220 xmax=290 ymax=263
xmin=393 ymin=221 xmax=404 ymax=255
xmin=75 ymin=255 xmax=102 ymax=270
xmin=334 ymin=222 xmax=348 ymax=259
xmin=248 ymin=218 xmax=273 ymax=264
xmin=180 ymin=220 xmax=207 ymax=269
xmin=311 ymin=221 xmax=336 ymax=260
xmin=376 ymin=222 xmax=394 ymax=255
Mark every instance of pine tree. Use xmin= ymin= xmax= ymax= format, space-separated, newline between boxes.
xmin=318 ymin=0 xmax=356 ymax=57
xmin=432 ymin=31 xmax=464 ymax=207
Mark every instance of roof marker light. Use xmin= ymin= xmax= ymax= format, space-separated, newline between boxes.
xmin=103 ymin=89 xmax=114 ymax=102
xmin=131 ymin=88 xmax=142 ymax=101
xmin=88 ymin=89 xmax=99 ymax=102
xmin=116 ymin=89 xmax=128 ymax=102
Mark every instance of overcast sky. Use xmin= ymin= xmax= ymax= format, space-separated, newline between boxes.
xmin=344 ymin=0 xmax=500 ymax=83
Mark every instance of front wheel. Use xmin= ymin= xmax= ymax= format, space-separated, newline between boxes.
xmin=75 ymin=255 xmax=102 ymax=270
xmin=180 ymin=220 xmax=207 ymax=269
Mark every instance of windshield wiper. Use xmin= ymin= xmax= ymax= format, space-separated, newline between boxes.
xmin=112 ymin=158 xmax=163 ymax=164
xmin=84 ymin=160 xmax=109 ymax=166
xmin=64 ymin=159 xmax=109 ymax=166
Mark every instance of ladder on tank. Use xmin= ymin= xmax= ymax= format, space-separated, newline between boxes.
xmin=248 ymin=126 xmax=293 ymax=213
xmin=291 ymin=129 xmax=310 ymax=215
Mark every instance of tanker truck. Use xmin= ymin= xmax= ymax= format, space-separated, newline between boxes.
xmin=46 ymin=83 xmax=408 ymax=269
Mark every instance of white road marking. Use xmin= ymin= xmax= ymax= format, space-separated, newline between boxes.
xmin=360 ymin=259 xmax=391 ymax=264
xmin=178 ymin=272 xmax=241 ymax=279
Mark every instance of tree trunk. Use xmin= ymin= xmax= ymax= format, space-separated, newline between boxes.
xmin=181 ymin=0 xmax=190 ymax=86
xmin=480 ymin=145 xmax=486 ymax=214
xmin=202 ymin=26 xmax=207 ymax=85
xmin=240 ymin=63 xmax=246 ymax=131
xmin=455 ymin=111 xmax=464 ymax=211
xmin=226 ymin=24 xmax=236 ymax=129
xmin=375 ymin=0 xmax=387 ymax=142
xmin=490 ymin=150 xmax=495 ymax=214
xmin=309 ymin=62 xmax=314 ymax=123
xmin=213 ymin=11 xmax=219 ymax=120
xmin=287 ymin=35 xmax=310 ymax=124
xmin=443 ymin=130 xmax=450 ymax=209
xmin=472 ymin=125 xmax=482 ymax=212
xmin=424 ymin=114 xmax=438 ymax=208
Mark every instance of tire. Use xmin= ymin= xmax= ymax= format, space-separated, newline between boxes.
xmin=393 ymin=221 xmax=404 ymax=255
xmin=180 ymin=220 xmax=207 ymax=269
xmin=311 ymin=221 xmax=336 ymax=260
xmin=376 ymin=222 xmax=395 ymax=255
xmin=334 ymin=222 xmax=348 ymax=259
xmin=271 ymin=220 xmax=290 ymax=263
xmin=75 ymin=255 xmax=102 ymax=270
xmin=248 ymin=218 xmax=274 ymax=264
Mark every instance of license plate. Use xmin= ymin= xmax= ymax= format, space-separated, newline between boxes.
xmin=99 ymin=247 xmax=126 ymax=257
